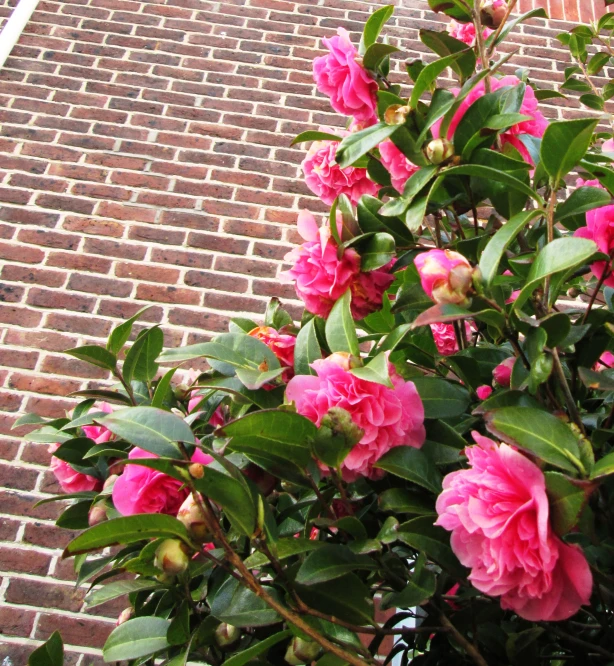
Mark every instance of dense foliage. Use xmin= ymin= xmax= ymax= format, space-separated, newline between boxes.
xmin=23 ymin=3 xmax=614 ymax=665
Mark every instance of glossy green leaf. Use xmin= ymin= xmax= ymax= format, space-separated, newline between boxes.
xmin=325 ymin=291 xmax=360 ymax=356
xmin=485 ymin=8 xmax=548 ymax=48
xmin=151 ymin=367 xmax=178 ymax=408
xmin=411 ymin=50 xmax=472 ymax=108
xmin=412 ymin=377 xmax=470 ymax=418
xmin=210 ymin=577 xmax=282 ymax=627
xmin=554 ymin=186 xmax=611 ymax=223
xmin=336 ymin=122 xmax=398 ymax=169
xmin=86 ymin=579 xmax=159 ymax=608
xmin=443 ymin=164 xmax=542 ymax=203
xmin=291 ymin=131 xmax=342 ymax=145
xmin=428 ymin=0 xmax=472 ymax=21
xmin=420 ymin=29 xmax=475 ymax=81
xmin=378 ymin=488 xmax=434 ymax=515
xmin=591 ymin=451 xmax=614 ymax=479
xmin=294 ymin=318 xmax=321 ymax=376
xmin=244 ymin=537 xmax=324 ymax=569
xmin=97 ymin=407 xmax=190 ymax=458
xmin=123 ymin=326 xmax=163 ymax=384
xmin=360 ymin=232 xmax=395 ymax=271
xmin=359 ymin=4 xmax=394 ymax=54
xmin=374 ymin=446 xmax=442 ymax=493
xmin=296 ymin=545 xmax=375 ymax=585
xmin=540 ymin=118 xmax=599 ymax=184
xmin=224 ymin=630 xmax=293 ymax=666
xmin=544 ymin=471 xmax=585 ymax=535
xmin=363 ymin=43 xmax=399 ymax=71
xmin=479 ymin=209 xmax=544 ymax=285
xmin=28 ymin=631 xmax=63 ymax=666
xmin=397 ymin=517 xmax=465 ymax=577
xmin=484 ymin=407 xmax=584 ymax=474
xmin=295 ymin=573 xmax=373 ymax=625
xmin=107 ymin=305 xmax=152 ymax=355
xmin=381 ymin=554 xmax=435 ymax=610
xmin=68 ymin=389 xmax=132 ymax=406
xmin=350 ymin=352 xmax=393 ymax=387
xmin=64 ymin=345 xmax=116 ymax=372
xmin=64 ymin=514 xmax=190 ymax=557
xmin=103 ymin=617 xmax=171 ymax=662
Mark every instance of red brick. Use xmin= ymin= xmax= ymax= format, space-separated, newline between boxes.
xmin=36 ymin=614 xmax=113 ymax=649
xmin=0 ymin=461 xmax=38 ymax=489
xmin=116 ymin=262 xmax=180 ymax=283
xmin=49 ymin=162 xmax=109 ymax=182
xmin=0 ymin=241 xmax=44 ymax=264
xmin=24 ymin=395 xmax=77 ymax=418
xmin=6 ymin=577 xmax=84 ymax=612
xmin=136 ymin=284 xmax=201 ymax=305
xmin=0 ymin=546 xmax=51 ymax=576
xmin=83 ymin=237 xmax=147 ymax=260
xmin=46 ymin=251 xmax=112 ymax=274
xmin=0 ymin=348 xmax=39 ymax=370
xmin=4 ymin=329 xmax=77 ymax=352
xmin=95 ymin=200 xmax=157 ymax=223
xmin=0 ymin=305 xmax=43 ymax=328
xmin=67 ymin=273 xmax=132 ymax=298
xmin=2 ymin=264 xmax=66 ymax=288
xmin=0 ymin=606 xmax=37 ymax=637
xmin=27 ymin=287 xmax=96 ymax=313
xmin=35 ymin=193 xmax=96 ymax=215
xmin=168 ymin=307 xmax=227 ymax=332
xmin=46 ymin=312 xmax=113 ymax=337
xmin=8 ymin=373 xmax=81 ymax=396
xmin=150 ymin=248 xmax=213 ymax=269
xmin=0 ymin=283 xmax=25 ymax=303
xmin=0 ymin=206 xmax=60 ymax=228
xmin=127 ymin=225 xmax=186 ymax=245
xmin=97 ymin=299 xmax=163 ymax=322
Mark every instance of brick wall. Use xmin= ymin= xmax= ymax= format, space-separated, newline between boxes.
xmin=0 ymin=0 xmax=608 ymax=663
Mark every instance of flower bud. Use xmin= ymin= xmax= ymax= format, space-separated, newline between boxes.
xmin=116 ymin=607 xmax=133 ymax=626
xmin=103 ymin=474 xmax=119 ymax=490
xmin=480 ymin=0 xmax=507 ymax=27
xmin=188 ymin=462 xmax=205 ymax=479
xmin=154 ymin=539 xmax=190 ymax=576
xmin=493 ymin=357 xmax=515 ymax=387
xmin=326 ymin=352 xmax=361 ymax=371
xmin=476 ymin=385 xmax=493 ymax=401
xmin=285 ymin=637 xmax=321 ymax=665
xmin=320 ymin=407 xmax=364 ymax=449
xmin=88 ymin=504 xmax=107 ymax=527
xmin=425 ymin=138 xmax=454 ymax=165
xmin=177 ymin=494 xmax=210 ymax=543
xmin=214 ymin=622 xmax=241 ymax=649
xmin=415 ymin=249 xmax=473 ymax=307
xmin=384 ymin=104 xmax=409 ymax=126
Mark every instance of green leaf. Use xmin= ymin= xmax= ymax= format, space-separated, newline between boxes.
xmin=591 ymin=451 xmax=614 ymax=479
xmin=412 ymin=377 xmax=470 ymax=418
xmin=56 ymin=501 xmax=92 ymax=530
xmin=210 ymin=577 xmax=282 ymax=627
xmin=419 ymin=29 xmax=476 ymax=81
xmin=64 ymin=514 xmax=190 ymax=557
xmin=123 ymin=326 xmax=163 ymax=384
xmin=416 ymin=88 xmax=456 ymax=144
xmin=336 ymin=122 xmax=398 ymax=169
xmin=235 ymin=365 xmax=284 ymax=390
xmin=588 ymin=52 xmax=611 ymax=76
xmin=220 ymin=409 xmax=317 ymax=468
xmin=381 ymin=166 xmax=439 ymax=216
xmin=554 ymin=186 xmax=611 ymax=224
xmin=107 ymin=305 xmax=152 ymax=355
xmin=294 ymin=318 xmax=321 ymax=376
xmin=428 ymin=0 xmax=472 ymax=21
xmin=359 ymin=4 xmax=394 ymax=54
xmin=296 ymin=545 xmax=375 ymax=585
xmin=151 ymin=367 xmax=178 ymax=408
xmin=28 ymin=631 xmax=63 ymax=666
xmin=363 ymin=43 xmax=400 ymax=71
xmin=411 ymin=50 xmax=473 ymax=108
xmin=544 ymin=471 xmax=585 ymax=535
xmin=580 ymin=93 xmax=605 ymax=111
xmin=374 ymin=446 xmax=442 ymax=493
xmin=244 ymin=537 xmax=324 ymax=569
xmin=68 ymin=389 xmax=132 ymax=406
xmin=103 ymin=617 xmax=171 ymax=662
xmin=168 ymin=602 xmax=191 ymax=646
xmin=479 ymin=209 xmax=543 ymax=285
xmin=360 ymin=232 xmax=395 ymax=271
xmin=540 ymin=118 xmax=599 ymax=185
xmin=378 ymin=488 xmax=434 ymax=515
xmin=325 ymin=291 xmax=360 ymax=356
xmin=64 ymin=345 xmax=116 ymax=371
xmin=485 ymin=8 xmax=548 ymax=49
xmin=295 ymin=573 xmax=373 ymax=625
xmin=97 ymin=407 xmax=191 ymax=458
xmin=224 ymin=630 xmax=293 ymax=666
xmin=484 ymin=407 xmax=584 ymax=474
xmin=534 ymin=89 xmax=567 ymax=101
xmin=291 ymin=131 xmax=342 ymax=146
xmin=350 ymin=352 xmax=393 ymax=387
xmin=443 ymin=164 xmax=542 ymax=203
xmin=381 ymin=554 xmax=435 ymax=610
xmin=513 ymin=237 xmax=599 ymax=311
xmin=85 ymin=579 xmax=159 ymax=608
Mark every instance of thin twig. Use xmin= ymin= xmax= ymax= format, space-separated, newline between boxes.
xmin=582 ymin=267 xmax=611 ymax=325
xmin=551 ymin=347 xmax=587 ymax=439
xmin=437 ymin=609 xmax=489 ymax=666
xmin=541 ymin=624 xmax=614 ymax=661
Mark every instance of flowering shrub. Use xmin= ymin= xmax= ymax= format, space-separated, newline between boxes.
xmin=25 ymin=3 xmax=614 ymax=666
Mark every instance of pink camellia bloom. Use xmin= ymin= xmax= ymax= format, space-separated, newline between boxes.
xmin=476 ymin=385 xmax=493 ymax=400
xmin=576 ymin=177 xmax=604 ymax=189
xmin=493 ymin=357 xmax=515 ymax=387
xmin=594 ymin=351 xmax=614 ymax=372
xmin=378 ymin=139 xmax=419 ymax=193
xmin=430 ymin=321 xmax=475 ymax=356
xmin=280 ymin=211 xmax=394 ymax=319
xmin=432 ymin=75 xmax=547 ymax=164
xmin=112 ymin=447 xmax=213 ymax=516
xmin=574 ymin=205 xmax=614 ymax=288
xmin=415 ymin=249 xmax=473 ymax=306
xmin=603 ymin=137 xmax=614 ymax=157
xmin=49 ymin=443 xmax=103 ymax=494
xmin=448 ymin=20 xmax=493 ymax=47
xmin=436 ymin=432 xmax=593 ymax=621
xmin=248 ymin=326 xmax=296 ymax=383
xmin=286 ymin=353 xmax=425 ymax=481
xmin=82 ymin=402 xmax=114 ymax=445
xmin=313 ymin=27 xmax=378 ymax=124
xmin=302 ymin=138 xmax=379 ymax=205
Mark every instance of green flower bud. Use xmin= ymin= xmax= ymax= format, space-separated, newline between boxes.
xmin=214 ymin=622 xmax=241 ymax=649
xmin=285 ymin=637 xmax=321 ymax=665
xmin=425 ymin=138 xmax=454 ymax=165
xmin=88 ymin=504 xmax=107 ymax=527
xmin=154 ymin=539 xmax=189 ymax=576
xmin=177 ymin=494 xmax=210 ymax=543
xmin=320 ymin=406 xmax=364 ymax=448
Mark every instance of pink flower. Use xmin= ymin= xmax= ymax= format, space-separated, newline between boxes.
xmin=302 ymin=138 xmax=379 ymax=206
xmin=415 ymin=249 xmax=473 ymax=306
xmin=430 ymin=321 xmax=474 ymax=356
xmin=82 ymin=402 xmax=114 ymax=445
xmin=436 ymin=432 xmax=592 ymax=621
xmin=603 ymin=138 xmax=614 ymax=156
xmin=594 ymin=351 xmax=614 ymax=372
xmin=286 ymin=354 xmax=425 ymax=481
xmin=248 ymin=326 xmax=296 ymax=382
xmin=493 ymin=357 xmax=515 ymax=387
xmin=313 ymin=27 xmax=378 ymax=124
xmin=448 ymin=20 xmax=493 ymax=47
xmin=476 ymin=385 xmax=493 ymax=400
xmin=280 ymin=211 xmax=394 ymax=319
xmin=112 ymin=447 xmax=213 ymax=516
xmin=433 ymin=75 xmax=548 ymax=164
xmin=502 ymin=270 xmax=521 ymax=304
xmin=49 ymin=443 xmax=102 ymax=494
xmin=576 ymin=177 xmax=603 ymax=189
xmin=574 ymin=205 xmax=614 ymax=288
xmin=378 ymin=139 xmax=419 ymax=193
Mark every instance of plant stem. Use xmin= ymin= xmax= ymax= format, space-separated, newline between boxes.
xmin=473 ymin=7 xmax=490 ymax=93
xmin=544 ymin=187 xmax=558 ymax=307
xmin=540 ymin=624 xmax=614 ymax=661
xmin=437 ymin=609 xmax=489 ymax=666
xmin=114 ymin=370 xmax=137 ymax=406
xmin=551 ymin=347 xmax=586 ymax=437
xmin=582 ymin=267 xmax=610 ymax=325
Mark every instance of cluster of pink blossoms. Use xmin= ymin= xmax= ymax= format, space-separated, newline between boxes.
xmin=280 ymin=210 xmax=395 ymax=319
xmin=436 ymin=432 xmax=593 ymax=621
xmin=286 ymin=353 xmax=425 ymax=481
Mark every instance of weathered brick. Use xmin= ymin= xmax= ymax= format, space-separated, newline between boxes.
xmin=27 ymin=287 xmax=96 ymax=313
